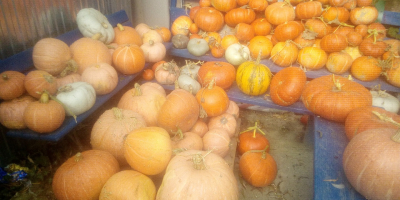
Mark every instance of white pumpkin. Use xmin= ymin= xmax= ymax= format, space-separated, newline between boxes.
xmin=180 ymin=61 xmax=201 ymax=80
xmin=187 ymin=38 xmax=209 ymax=57
xmin=371 ymin=90 xmax=400 ymax=114
xmin=56 ymin=82 xmax=96 ymax=116
xmin=225 ymin=43 xmax=250 ymax=66
xmin=177 ymin=74 xmax=201 ymax=95
xmin=76 ymin=8 xmax=115 ymax=44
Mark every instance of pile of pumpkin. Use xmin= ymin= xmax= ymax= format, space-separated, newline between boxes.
xmin=0 ymin=8 xmax=171 ymax=133
xmin=170 ymin=0 xmax=400 ymax=88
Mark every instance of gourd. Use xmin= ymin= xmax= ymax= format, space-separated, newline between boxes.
xmin=56 ymin=82 xmax=96 ymax=116
xmin=0 ymin=71 xmax=25 ymax=100
xmin=99 ymin=170 xmax=156 ymax=200
xmin=225 ymin=43 xmax=250 ymax=66
xmin=76 ymin=8 xmax=114 ymax=44
xmin=140 ymin=40 xmax=166 ymax=63
xmin=177 ymin=74 xmax=202 ymax=94
xmin=0 ymin=95 xmax=35 ymax=129
xmin=124 ymin=127 xmax=172 ymax=175
xmin=156 ymin=150 xmax=239 ymax=200
xmin=80 ymin=63 xmax=118 ymax=95
xmin=52 ymin=150 xmax=120 ymax=200
xmin=371 ymin=90 xmax=400 ymax=114
xmin=24 ymin=70 xmax=58 ymax=99
xmin=187 ymin=38 xmax=210 ymax=57
xmin=91 ymin=107 xmax=147 ymax=165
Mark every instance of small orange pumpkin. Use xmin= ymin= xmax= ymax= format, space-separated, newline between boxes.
xmin=112 ymin=44 xmax=145 ymax=75
xmin=24 ymin=70 xmax=58 ymax=99
xmin=0 ymin=71 xmax=25 ymax=100
xmin=196 ymin=80 xmax=230 ymax=118
xmin=113 ymin=23 xmax=143 ymax=46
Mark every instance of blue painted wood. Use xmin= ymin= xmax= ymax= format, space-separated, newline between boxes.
xmin=3 ymin=10 xmax=150 ymax=142
xmin=382 ymin=11 xmax=400 ymax=27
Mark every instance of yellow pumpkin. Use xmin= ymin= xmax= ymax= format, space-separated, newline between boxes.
xmin=236 ymin=57 xmax=272 ymax=96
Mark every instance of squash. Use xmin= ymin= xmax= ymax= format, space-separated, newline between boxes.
xmin=225 ymin=100 xmax=240 ymax=119
xmin=112 ymin=44 xmax=145 ymax=75
xmin=156 ymin=150 xmax=238 ymax=200
xmin=24 ymin=70 xmax=57 ymax=99
xmin=56 ymin=82 xmax=96 ymax=116
xmin=297 ymin=46 xmax=328 ymax=70
xmin=225 ymin=43 xmax=250 ymax=66
xmin=180 ymin=60 xmax=201 ymax=80
xmin=91 ymin=107 xmax=147 ymax=166
xmin=99 ymin=170 xmax=156 ymax=200
xmin=135 ymin=23 xmax=151 ymax=37
xmin=187 ymin=38 xmax=210 ymax=57
xmin=325 ymin=52 xmax=353 ymax=74
xmin=196 ymin=80 xmax=230 ymax=118
xmin=56 ymin=73 xmax=81 ymax=88
xmin=0 ymin=95 xmax=35 ymax=129
xmin=270 ymin=41 xmax=299 ymax=67
xmin=142 ymin=30 xmax=163 ymax=44
xmin=350 ymin=6 xmax=378 ymax=25
xmin=350 ymin=56 xmax=382 ymax=82
xmin=52 ymin=150 xmax=120 ymax=200
xmin=270 ymin=67 xmax=307 ymax=106
xmin=140 ymin=40 xmax=166 ymax=63
xmin=124 ymin=127 xmax=172 ymax=175
xmin=80 ymin=63 xmax=118 ymax=95
xmin=177 ymin=74 xmax=202 ymax=95
xmin=171 ymin=16 xmax=192 ymax=36
xmin=248 ymin=36 xmax=273 ymax=60
xmin=211 ymin=0 xmax=237 ymax=12
xmin=224 ymin=7 xmax=256 ymax=27
xmin=371 ymin=90 xmax=400 ymax=114
xmin=76 ymin=8 xmax=114 ymax=44
xmin=113 ymin=23 xmax=142 ymax=46
xmin=171 ymin=34 xmax=190 ymax=49
xmin=295 ymin=1 xmax=323 ymax=20
xmin=0 ymin=71 xmax=25 ymax=100
xmin=197 ymin=61 xmax=236 ymax=89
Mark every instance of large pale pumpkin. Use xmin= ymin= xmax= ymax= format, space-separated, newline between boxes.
xmin=90 ymin=107 xmax=147 ymax=165
xmin=124 ymin=127 xmax=172 ymax=175
xmin=99 ymin=170 xmax=156 ymax=200
xmin=52 ymin=150 xmax=120 ymax=200
xmin=236 ymin=57 xmax=272 ymax=96
xmin=156 ymin=150 xmax=239 ymax=200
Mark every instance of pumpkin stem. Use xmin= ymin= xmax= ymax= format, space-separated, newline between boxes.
xmin=240 ymin=121 xmax=266 ymax=137
xmin=192 ymin=151 xmax=212 ymax=170
xmin=74 ymin=152 xmax=83 ymax=162
xmin=199 ymin=106 xmax=208 ymax=119
xmin=91 ymin=33 xmax=103 ymax=40
xmin=57 ymin=85 xmax=73 ymax=94
xmin=59 ymin=60 xmax=78 ymax=77
xmin=2 ymin=74 xmax=9 ymax=81
xmin=174 ymin=80 xmax=180 ymax=90
xmin=133 ymin=83 xmax=142 ymax=96
xmin=112 ymin=107 xmax=124 ymax=120
xmin=172 ymin=148 xmax=187 ymax=155
xmin=207 ymin=79 xmax=216 ymax=89
xmin=101 ymin=22 xmax=108 ymax=29
xmin=372 ymin=111 xmax=400 ymax=128
xmin=172 ymin=129 xmax=184 ymax=140
xmin=391 ymin=130 xmax=400 ymax=143
xmin=117 ymin=23 xmax=125 ymax=31
xmin=366 ymin=28 xmax=385 ymax=44
xmin=332 ymin=74 xmax=343 ymax=91
xmin=39 ymin=92 xmax=50 ymax=104
xmin=148 ymin=40 xmax=154 ymax=45
xmin=255 ymin=49 xmax=262 ymax=65
xmin=246 ymin=145 xmax=270 ymax=159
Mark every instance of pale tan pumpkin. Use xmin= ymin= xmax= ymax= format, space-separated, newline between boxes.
xmin=81 ymin=63 xmax=118 ymax=95
xmin=202 ymin=128 xmax=231 ymax=158
xmin=208 ymin=113 xmax=237 ymax=138
xmin=0 ymin=95 xmax=35 ymax=129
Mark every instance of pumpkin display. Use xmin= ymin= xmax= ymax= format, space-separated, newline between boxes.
xmin=154 ymin=60 xmax=180 ymax=85
xmin=224 ymin=7 xmax=256 ymax=27
xmin=297 ymin=46 xmax=328 ymax=70
xmin=270 ymin=41 xmax=299 ymax=67
xmin=23 ymin=92 xmax=65 ymax=133
xmin=157 ymin=89 xmax=200 ymax=133
xmin=343 ymin=128 xmax=400 ymax=200
xmin=265 ymin=1 xmax=295 ymax=26
xmin=156 ymin=150 xmax=238 ymax=200
xmin=76 ymin=8 xmax=115 ymax=44
xmin=24 ymin=70 xmax=58 ymax=99
xmin=171 ymin=131 xmax=203 ymax=152
xmin=91 ymin=107 xmax=147 ymax=165
xmin=80 ymin=63 xmax=118 ymax=95
xmin=202 ymin=128 xmax=231 ymax=157
xmin=99 ymin=170 xmax=156 ymax=200
xmin=208 ymin=113 xmax=237 ymax=138
xmin=118 ymin=82 xmax=166 ymax=126
xmin=237 ymin=122 xmax=270 ymax=156
xmin=32 ymin=38 xmax=75 ymax=76
xmin=112 ymin=44 xmax=145 ymax=75
xmin=113 ymin=23 xmax=143 ymax=46
xmin=345 ymin=106 xmax=400 ymax=140
xmin=140 ymin=40 xmax=166 ymax=63
xmin=124 ymin=126 xmax=172 ymax=175
xmin=56 ymin=82 xmax=96 ymax=116
xmin=248 ymin=36 xmax=273 ymax=60
xmin=301 ymin=74 xmax=372 ymax=122
xmin=196 ymin=80 xmax=230 ymax=118
xmin=70 ymin=37 xmax=112 ymax=74
xmin=52 ymin=150 xmax=120 ymax=200
xmin=325 ymin=52 xmax=353 ymax=74
xmin=239 ymin=146 xmax=277 ymax=187
xmin=194 ymin=7 xmax=225 ymax=32
xmin=0 ymin=95 xmax=35 ymax=129
xmin=197 ymin=61 xmax=236 ymax=89
xmin=350 ymin=56 xmax=381 ymax=82
xmin=270 ymin=67 xmax=307 ymax=106
xmin=0 ymin=71 xmax=26 ymax=100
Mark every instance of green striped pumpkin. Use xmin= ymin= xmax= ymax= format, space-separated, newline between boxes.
xmin=236 ymin=59 xmax=272 ymax=96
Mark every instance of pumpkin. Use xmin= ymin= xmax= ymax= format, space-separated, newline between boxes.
xmin=355 ymin=24 xmax=368 ymax=37
xmin=304 ymin=18 xmax=333 ymax=39
xmin=343 ymin=46 xmax=362 ymax=61
xmin=180 ymin=60 xmax=201 ymax=79
xmin=32 ymin=38 xmax=75 ymax=76
xmin=157 ymin=89 xmax=200 ymax=134
xmin=24 ymin=70 xmax=57 ymax=99
xmin=211 ymin=43 xmax=225 ymax=58
xmin=225 ymin=100 xmax=240 ymax=119
xmin=190 ymin=119 xmax=209 ymax=138
xmin=199 ymin=0 xmax=212 ymax=7
xmin=270 ymin=41 xmax=299 ymax=67
xmin=56 ymin=82 xmax=96 ymax=116
xmin=70 ymin=37 xmax=112 ymax=74
xmin=325 ymin=52 xmax=353 ymax=74
xmin=248 ymin=36 xmax=273 ymax=60
xmin=52 ymin=150 xmax=120 ymax=200
xmin=91 ymin=107 xmax=147 ymax=165
xmin=118 ymin=82 xmax=166 ymax=126
xmin=301 ymin=74 xmax=372 ymax=122
xmin=236 ymin=54 xmax=272 ymax=96
xmin=155 ymin=26 xmax=172 ymax=42
xmin=196 ymin=80 xmax=230 ymax=118
xmin=76 ymin=8 xmax=114 ymax=44
xmin=194 ymin=7 xmax=225 ymax=32
xmin=248 ymin=0 xmax=269 ymax=12
xmin=203 ymin=32 xmax=222 ymax=49
xmin=23 ymin=92 xmax=65 ymax=133
xmin=177 ymin=74 xmax=202 ymax=94
xmin=112 ymin=44 xmax=145 ymax=75
xmin=142 ymin=69 xmax=155 ymax=81
xmin=124 ymin=126 xmax=172 ymax=175
xmin=334 ymin=26 xmax=355 ymax=37
xmin=113 ymin=23 xmax=143 ymax=46
xmin=343 ymin=128 xmax=400 ymax=200
xmin=385 ymin=58 xmax=400 ymax=87
xmin=295 ymin=1 xmax=323 ymax=20
xmin=156 ymin=150 xmax=239 ymax=200
xmin=189 ymin=6 xmax=201 ymax=20
xmin=211 ymin=0 xmax=237 ymax=12
xmin=224 ymin=7 xmax=256 ymax=27
xmin=234 ymin=23 xmax=255 ymax=43
xmin=142 ymin=30 xmax=163 ymax=44
xmin=265 ymin=1 xmax=295 ymax=26
xmin=202 ymin=128 xmax=231 ymax=158
xmin=346 ymin=31 xmax=363 ymax=47
xmin=359 ymin=37 xmax=387 ymax=58
xmin=329 ymin=0 xmax=347 ymax=6
xmin=171 ymin=131 xmax=203 ymax=152
xmin=237 ymin=0 xmax=250 ymax=6
xmin=140 ymin=40 xmax=166 ymax=63
xmin=187 ymin=38 xmax=210 ymax=57
xmin=190 ymin=23 xmax=200 ymax=34
xmin=350 ymin=6 xmax=378 ymax=25
xmin=371 ymin=90 xmax=400 ymax=114
xmin=365 ymin=22 xmax=386 ymax=42
xmin=154 ymin=60 xmax=180 ymax=85
xmin=56 ymin=73 xmax=81 ymax=88
xmin=171 ymin=34 xmax=190 ymax=49
xmin=321 ymin=6 xmax=349 ymax=24
xmin=345 ymin=106 xmax=400 ymax=140
xmin=81 ymin=63 xmax=118 ymax=95
xmin=344 ymin=0 xmax=357 ymax=9
xmin=239 ymin=147 xmax=277 ymax=187
xmin=208 ymin=113 xmax=237 ymax=138
xmin=99 ymin=170 xmax=156 ymax=200
xmin=320 ymin=33 xmax=348 ymax=53
xmin=225 ymin=43 xmax=250 ymax=66
xmin=270 ymin=67 xmax=307 ymax=106
xmin=350 ymin=56 xmax=382 ymax=82
xmin=135 ymin=23 xmax=151 ymax=37
xmin=0 ymin=95 xmax=35 ymax=129
xmin=274 ymin=21 xmax=304 ymax=42
xmin=221 ymin=35 xmax=239 ymax=50
xmin=197 ymin=61 xmax=236 ymax=89
xmin=297 ymin=46 xmax=328 ymax=70
xmin=293 ymin=30 xmax=317 ymax=48
xmin=251 ymin=18 xmax=272 ymax=36
xmin=237 ymin=122 xmax=270 ymax=156
xmin=171 ymin=16 xmax=192 ymax=36
xmin=0 ymin=71 xmax=25 ymax=100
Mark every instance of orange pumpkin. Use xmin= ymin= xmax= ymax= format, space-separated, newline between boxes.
xmin=248 ymin=36 xmax=273 ymax=59
xmin=221 ymin=35 xmax=239 ymax=50
xmin=304 ymin=18 xmax=333 ymax=39
xmin=237 ymin=122 xmax=270 ymax=156
xmin=171 ymin=16 xmax=193 ymax=36
xmin=211 ymin=43 xmax=225 ymax=58
xmin=234 ymin=23 xmax=255 ymax=43
xmin=202 ymin=128 xmax=231 ymax=157
xmin=0 ymin=95 xmax=35 ymax=129
xmin=351 ymin=56 xmax=382 ymax=81
xmin=270 ymin=41 xmax=299 ymax=67
xmin=251 ymin=18 xmax=272 ymax=36
xmin=211 ymin=0 xmax=237 ymax=12
xmin=248 ymin=0 xmax=268 ymax=12
xmin=113 ymin=23 xmax=143 ymax=46
xmin=295 ymin=1 xmax=323 ymax=20
xmin=198 ymin=61 xmax=236 ymax=90
xmin=265 ymin=1 xmax=295 ymax=26
xmin=385 ymin=58 xmax=400 ymax=87
xmin=0 ymin=71 xmax=25 ymax=100
xmin=189 ymin=119 xmax=209 ymax=138
xmin=171 ymin=131 xmax=203 ymax=151
xmin=325 ymin=52 xmax=353 ymax=74
xmin=194 ymin=7 xmax=224 ymax=32
xmin=24 ymin=70 xmax=57 ymax=99
xmin=112 ymin=44 xmax=145 ymax=75
xmin=270 ymin=67 xmax=307 ymax=106
xmin=321 ymin=6 xmax=349 ymax=24
xmin=320 ymin=33 xmax=348 ymax=53
xmin=224 ymin=7 xmax=256 ymax=27
xmin=358 ymin=38 xmax=387 ymax=58
xmin=346 ymin=31 xmax=363 ymax=47
xmin=274 ymin=21 xmax=304 ymax=42
xmin=297 ymin=46 xmax=328 ymax=70
xmin=155 ymin=27 xmax=172 ymax=42
xmin=350 ymin=6 xmax=378 ymax=25
xmin=196 ymin=81 xmax=230 ymax=118
xmin=208 ymin=113 xmax=237 ymax=138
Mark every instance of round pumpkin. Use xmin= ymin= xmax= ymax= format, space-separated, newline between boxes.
xmin=297 ymin=46 xmax=328 ymax=70
xmin=304 ymin=18 xmax=333 ymax=39
xmin=0 ymin=71 xmax=25 ymax=100
xmin=112 ymin=44 xmax=145 ymax=75
xmin=358 ymin=37 xmax=387 ymax=58
xmin=156 ymin=150 xmax=238 ymax=200
xmin=236 ymin=57 xmax=272 ymax=96
xmin=386 ymin=58 xmax=400 ymax=87
xmin=270 ymin=67 xmax=307 ymax=106
xmin=171 ymin=131 xmax=203 ymax=152
xmin=154 ymin=60 xmax=180 ymax=85
xmin=208 ymin=113 xmax=237 ymax=138
xmin=171 ymin=16 xmax=193 ymax=36
xmin=202 ymin=128 xmax=231 ymax=158
xmin=251 ymin=18 xmax=272 ymax=36
xmin=274 ymin=21 xmax=304 ymax=42
xmin=211 ymin=0 xmax=237 ymax=12
xmin=81 ymin=62 xmax=118 ymax=95
xmin=56 ymin=73 xmax=81 ymax=88
xmin=189 ymin=119 xmax=209 ymax=138
xmin=295 ymin=1 xmax=323 ymax=20
xmin=124 ymin=126 xmax=172 ymax=175
xmin=237 ymin=122 xmax=270 ymax=156
xmin=52 ymin=150 xmax=120 ymax=200
xmin=325 ymin=52 xmax=353 ymax=74
xmin=24 ymin=70 xmax=57 ymax=99
xmin=196 ymin=81 xmax=230 ymax=118
xmin=99 ymin=170 xmax=156 ymax=200
xmin=91 ymin=107 xmax=147 ymax=165
xmin=248 ymin=36 xmax=273 ymax=60
xmin=194 ymin=7 xmax=225 ymax=32
xmin=320 ymin=33 xmax=348 ymax=53
xmin=350 ymin=6 xmax=378 ymax=25
xmin=301 ymin=74 xmax=372 ymax=122
xmin=0 ymin=95 xmax=35 ymax=129
xmin=321 ymin=6 xmax=349 ymax=24
xmin=350 ymin=56 xmax=382 ymax=82
xmin=224 ymin=7 xmax=256 ymax=27
xmin=197 ymin=61 xmax=236 ymax=89
xmin=270 ymin=41 xmax=299 ymax=67
xmin=265 ymin=1 xmax=295 ymax=26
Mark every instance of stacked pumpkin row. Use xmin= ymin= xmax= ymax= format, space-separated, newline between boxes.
xmin=169 ymin=0 xmax=400 ymax=88
xmin=0 ymin=8 xmax=172 ymax=134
